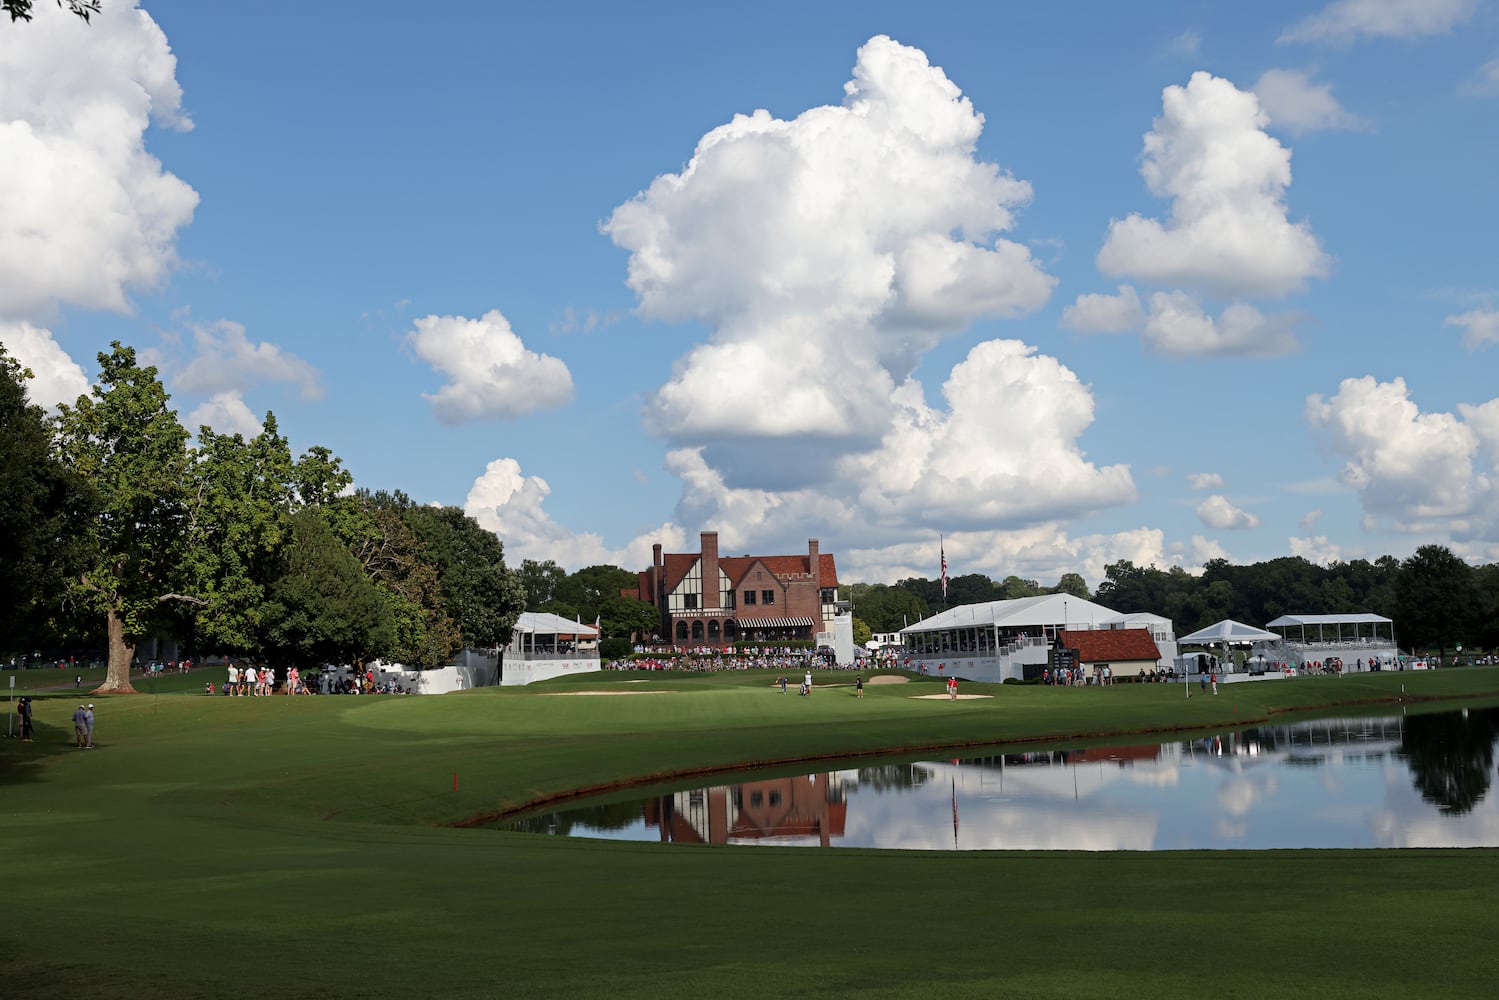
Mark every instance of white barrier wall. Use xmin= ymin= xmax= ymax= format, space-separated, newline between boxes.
xmin=500 ymin=655 xmax=602 ymax=686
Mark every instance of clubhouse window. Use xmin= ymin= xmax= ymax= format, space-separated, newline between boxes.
xmin=743 ymin=590 xmax=756 ymax=605
xmin=762 ymin=590 xmax=775 ymax=605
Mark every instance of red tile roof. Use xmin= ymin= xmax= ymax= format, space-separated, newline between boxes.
xmin=1059 ymin=629 xmax=1161 ymax=663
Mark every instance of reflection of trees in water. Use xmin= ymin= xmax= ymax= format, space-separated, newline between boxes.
xmin=1396 ymin=709 xmax=1499 ymax=816
xmin=856 ymin=765 xmax=933 ymax=792
xmin=506 ymin=798 xmax=649 ymax=835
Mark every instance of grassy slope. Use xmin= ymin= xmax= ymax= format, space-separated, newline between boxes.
xmin=5 ymin=668 xmax=1499 ymax=999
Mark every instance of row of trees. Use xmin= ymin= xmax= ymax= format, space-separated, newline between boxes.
xmin=2 ymin=343 xmax=526 ymax=693
xmin=515 ymin=560 xmax=659 ymax=648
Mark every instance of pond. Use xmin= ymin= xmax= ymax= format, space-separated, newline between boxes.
xmin=502 ymin=707 xmax=1499 ymax=850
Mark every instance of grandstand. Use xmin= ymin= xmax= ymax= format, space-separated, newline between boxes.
xmin=1256 ymin=613 xmax=1400 ymax=673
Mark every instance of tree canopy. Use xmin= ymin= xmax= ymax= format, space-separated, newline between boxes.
xmin=3 ymin=1 xmax=99 ymax=24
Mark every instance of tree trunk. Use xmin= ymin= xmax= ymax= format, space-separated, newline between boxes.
xmin=94 ymin=608 xmax=139 ymax=694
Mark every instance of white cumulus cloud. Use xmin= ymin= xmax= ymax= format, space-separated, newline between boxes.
xmin=463 ymin=457 xmax=682 ymax=569
xmin=1289 ymin=535 xmax=1344 ymax=564
xmin=1445 ymin=308 xmax=1499 ymax=349
xmin=1307 ymin=376 xmax=1496 ymax=534
xmin=409 ymin=310 xmax=574 ymax=424
xmin=0 ymin=2 xmax=198 ymax=318
xmin=186 ymin=390 xmax=263 ymax=438
xmin=1096 ymin=71 xmax=1329 ymax=300
xmin=1188 ymin=472 xmax=1226 ymax=490
xmin=174 ymin=319 xmax=322 ymax=400
xmin=1195 ymin=494 xmax=1263 ymax=530
xmin=1141 ymin=292 xmax=1302 ymax=357
xmin=604 ymin=34 xmax=1054 ymax=457
xmin=839 ymin=340 xmax=1136 ymax=530
xmin=0 ymin=321 xmax=89 ymax=408
xmin=1253 ymin=68 xmax=1371 ymax=134
xmin=1280 ymin=0 xmax=1478 ymax=44
xmin=1061 ymin=285 xmax=1145 ymax=333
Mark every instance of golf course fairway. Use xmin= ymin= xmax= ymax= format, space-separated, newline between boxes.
xmin=5 ymin=667 xmax=1499 ymax=999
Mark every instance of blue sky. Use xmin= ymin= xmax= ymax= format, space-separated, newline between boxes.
xmin=3 ymin=0 xmax=1497 ymax=588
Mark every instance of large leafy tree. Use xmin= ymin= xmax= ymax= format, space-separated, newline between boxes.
xmin=1394 ymin=545 xmax=1479 ymax=653
xmin=261 ymin=508 xmax=393 ymax=667
xmin=178 ymin=418 xmax=355 ymax=657
xmin=598 ymin=593 xmax=660 ymax=641
xmin=178 ymin=416 xmax=298 ymax=655
xmin=0 ymin=346 xmax=92 ymax=650
xmin=54 ymin=344 xmax=192 ymax=693
xmin=518 ymin=558 xmax=567 ymax=610
xmin=404 ymin=503 xmax=525 ymax=649
xmin=845 ymin=582 xmax=929 ymax=632
xmin=329 ymin=491 xmax=459 ymax=669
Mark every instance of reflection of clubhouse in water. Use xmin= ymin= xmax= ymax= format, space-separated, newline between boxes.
xmin=646 ymin=774 xmax=849 ymax=846
xmin=509 ymin=709 xmax=1499 ymax=851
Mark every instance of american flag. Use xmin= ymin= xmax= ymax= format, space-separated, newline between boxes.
xmin=940 ymin=538 xmax=948 ymax=600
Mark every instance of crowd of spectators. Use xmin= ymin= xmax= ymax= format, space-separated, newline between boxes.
xmin=606 ymin=645 xmax=906 ymax=673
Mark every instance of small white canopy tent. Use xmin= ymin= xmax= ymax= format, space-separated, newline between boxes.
xmin=1177 ymin=620 xmax=1279 ymax=645
xmin=1177 ymin=620 xmax=1280 ymax=679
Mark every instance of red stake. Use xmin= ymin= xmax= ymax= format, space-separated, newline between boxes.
xmin=453 ymin=772 xmax=458 ymax=792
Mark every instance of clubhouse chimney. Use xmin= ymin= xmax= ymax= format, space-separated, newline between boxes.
xmin=700 ymin=531 xmax=720 ymax=610
xmin=809 ymin=538 xmax=821 ymax=589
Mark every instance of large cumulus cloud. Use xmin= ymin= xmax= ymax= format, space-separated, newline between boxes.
xmin=604 ymin=34 xmax=1055 ymax=457
xmin=1069 ymin=72 xmax=1325 ymax=359
xmin=409 ymin=310 xmax=574 ymax=423
xmin=1307 ymin=376 xmax=1499 ymax=545
xmin=1097 ymin=72 xmax=1328 ymax=300
xmin=0 ymin=3 xmax=198 ymax=405
xmin=0 ymin=3 xmax=197 ymax=318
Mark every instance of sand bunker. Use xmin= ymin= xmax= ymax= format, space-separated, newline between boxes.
xmin=867 ymin=675 xmax=909 ymax=685
xmin=911 ymin=693 xmax=993 ymax=700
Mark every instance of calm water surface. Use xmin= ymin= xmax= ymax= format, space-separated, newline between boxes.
xmin=503 ymin=708 xmax=1499 ymax=850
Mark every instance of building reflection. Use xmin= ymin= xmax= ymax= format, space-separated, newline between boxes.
xmin=645 ymin=773 xmax=849 ymax=846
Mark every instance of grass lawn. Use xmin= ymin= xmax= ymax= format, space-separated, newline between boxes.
xmin=5 ymin=667 xmax=1499 ymax=999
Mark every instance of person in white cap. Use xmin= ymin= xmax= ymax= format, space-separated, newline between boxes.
xmin=84 ymin=704 xmax=95 ymax=748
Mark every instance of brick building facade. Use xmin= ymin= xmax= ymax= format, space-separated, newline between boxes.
xmin=627 ymin=531 xmax=842 ymax=646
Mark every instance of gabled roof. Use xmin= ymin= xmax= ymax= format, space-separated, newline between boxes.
xmin=1265 ymin=613 xmax=1392 ymax=627
xmin=657 ymin=551 xmax=840 ymax=593
xmin=1177 ymin=619 xmax=1278 ymax=644
xmin=1059 ymin=629 xmax=1160 ymax=663
xmin=512 ymin=611 xmax=598 ymax=637
xmin=901 ymin=594 xmax=1129 ymax=633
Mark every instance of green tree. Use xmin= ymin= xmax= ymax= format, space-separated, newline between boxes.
xmin=54 ymin=344 xmax=192 ymax=693
xmin=599 ymin=594 xmax=660 ymax=642
xmin=404 ymin=504 xmax=526 ymax=649
xmin=177 ymin=416 xmax=299 ymax=656
xmin=262 ymin=508 xmax=393 ymax=667
xmin=0 ymin=346 xmax=92 ymax=651
xmin=334 ymin=492 xmax=459 ymax=669
xmin=848 ymin=583 xmax=929 ymax=632
xmin=1052 ymin=572 xmax=1090 ymax=599
xmin=555 ymin=564 xmax=639 ymax=625
xmin=852 ymin=617 xmax=872 ymax=646
xmin=1394 ymin=545 xmax=1479 ymax=653
xmin=3 ymin=1 xmax=100 ymax=24
xmin=518 ymin=559 xmax=567 ymax=610
xmin=997 ymin=575 xmax=1042 ymax=600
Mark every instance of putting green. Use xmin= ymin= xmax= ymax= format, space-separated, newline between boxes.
xmin=5 ymin=667 xmax=1499 ymax=999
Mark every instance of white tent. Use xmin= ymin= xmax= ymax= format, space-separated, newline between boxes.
xmin=1177 ymin=619 xmax=1278 ymax=644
